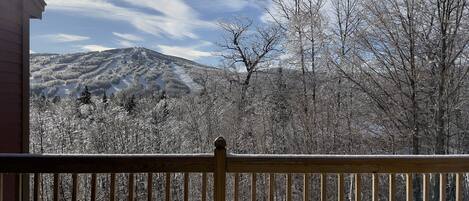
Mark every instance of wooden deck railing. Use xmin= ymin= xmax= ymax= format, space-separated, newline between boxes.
xmin=1 ymin=137 xmax=469 ymax=201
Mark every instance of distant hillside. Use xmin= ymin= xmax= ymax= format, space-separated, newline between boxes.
xmin=30 ymin=47 xmax=217 ymax=97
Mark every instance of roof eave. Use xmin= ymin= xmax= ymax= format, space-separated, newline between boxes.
xmin=25 ymin=0 xmax=46 ymax=19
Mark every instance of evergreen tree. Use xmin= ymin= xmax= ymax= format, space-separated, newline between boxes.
xmin=124 ymin=95 xmax=136 ymax=114
xmin=78 ymin=86 xmax=92 ymax=105
xmin=102 ymin=92 xmax=108 ymax=103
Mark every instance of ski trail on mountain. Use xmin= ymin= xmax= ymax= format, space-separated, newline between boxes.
xmin=171 ymin=64 xmax=202 ymax=93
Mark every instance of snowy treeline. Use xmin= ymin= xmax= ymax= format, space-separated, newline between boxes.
xmin=29 ymin=0 xmax=469 ymax=200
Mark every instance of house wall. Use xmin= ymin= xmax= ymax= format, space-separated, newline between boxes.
xmin=0 ymin=0 xmax=37 ymax=199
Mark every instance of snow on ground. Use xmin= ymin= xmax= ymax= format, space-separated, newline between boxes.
xmin=106 ymin=74 xmax=133 ymax=94
xmin=171 ymin=64 xmax=202 ymax=93
xmin=55 ymin=82 xmax=79 ymax=96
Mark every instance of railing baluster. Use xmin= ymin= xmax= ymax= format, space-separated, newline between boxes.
xmin=147 ymin=173 xmax=153 ymax=201
xmin=354 ymin=174 xmax=361 ymax=201
xmin=34 ymin=173 xmax=40 ymax=201
xmin=286 ymin=174 xmax=292 ymax=201
xmin=53 ymin=174 xmax=60 ymax=201
xmin=202 ymin=172 xmax=207 ymax=201
xmin=423 ymin=174 xmax=429 ymax=201
xmin=234 ymin=173 xmax=239 ymax=201
xmin=165 ymin=173 xmax=171 ymax=201
xmin=372 ymin=173 xmax=379 ymax=201
xmin=269 ymin=173 xmax=275 ymax=201
xmin=456 ymin=173 xmax=462 ymax=201
xmin=251 ymin=173 xmax=257 ymax=201
xmin=72 ymin=173 xmax=78 ymax=201
xmin=90 ymin=173 xmax=97 ymax=201
xmin=184 ymin=173 xmax=189 ymax=201
xmin=406 ymin=174 xmax=413 ymax=201
xmin=304 ymin=173 xmax=310 ymax=201
xmin=0 ymin=173 xmax=3 ymax=201
xmin=388 ymin=174 xmax=395 ymax=201
xmin=202 ymin=173 xmax=207 ymax=201
xmin=321 ymin=173 xmax=327 ymax=201
xmin=128 ymin=173 xmax=135 ymax=201
xmin=110 ymin=173 xmax=116 ymax=201
xmin=439 ymin=174 xmax=446 ymax=201
xmin=338 ymin=174 xmax=344 ymax=201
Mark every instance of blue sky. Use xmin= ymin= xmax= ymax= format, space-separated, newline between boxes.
xmin=30 ymin=0 xmax=271 ymax=66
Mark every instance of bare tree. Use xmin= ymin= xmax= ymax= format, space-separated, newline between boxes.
xmin=218 ymin=17 xmax=282 ymax=106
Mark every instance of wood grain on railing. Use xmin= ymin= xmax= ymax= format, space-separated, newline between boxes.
xmin=286 ymin=174 xmax=292 ymax=201
xmin=389 ymin=174 xmax=395 ymax=201
xmin=320 ymin=173 xmax=327 ymax=201
xmin=165 ymin=173 xmax=171 ymax=201
xmin=72 ymin=173 xmax=78 ymax=201
xmin=456 ymin=173 xmax=462 ymax=201
xmin=34 ymin=173 xmax=40 ymax=201
xmin=303 ymin=173 xmax=310 ymax=201
xmin=233 ymin=173 xmax=239 ymax=201
xmin=202 ymin=173 xmax=207 ymax=201
xmin=423 ymin=173 xmax=430 ymax=201
xmin=440 ymin=174 xmax=446 ymax=201
xmin=128 ymin=173 xmax=134 ymax=201
xmin=269 ymin=173 xmax=275 ymax=201
xmin=90 ymin=173 xmax=97 ymax=201
xmin=1 ymin=137 xmax=469 ymax=201
xmin=226 ymin=155 xmax=469 ymax=173
xmin=0 ymin=154 xmax=214 ymax=173
xmin=251 ymin=173 xmax=256 ymax=201
xmin=184 ymin=173 xmax=189 ymax=201
xmin=372 ymin=173 xmax=378 ymax=201
xmin=110 ymin=173 xmax=116 ymax=201
xmin=406 ymin=174 xmax=413 ymax=201
xmin=338 ymin=173 xmax=344 ymax=201
xmin=147 ymin=173 xmax=153 ymax=201
xmin=354 ymin=174 xmax=361 ymax=201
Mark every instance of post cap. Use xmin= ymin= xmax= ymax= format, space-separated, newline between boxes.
xmin=214 ymin=137 xmax=226 ymax=149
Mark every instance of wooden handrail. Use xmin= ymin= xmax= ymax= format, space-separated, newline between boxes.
xmin=2 ymin=154 xmax=469 ymax=173
xmin=1 ymin=137 xmax=469 ymax=201
xmin=0 ymin=153 xmax=214 ymax=173
xmin=226 ymin=154 xmax=469 ymax=173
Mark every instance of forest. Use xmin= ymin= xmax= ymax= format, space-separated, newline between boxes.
xmin=29 ymin=0 xmax=469 ymax=200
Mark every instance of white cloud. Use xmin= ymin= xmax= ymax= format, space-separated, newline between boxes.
xmin=44 ymin=33 xmax=90 ymax=42
xmin=46 ymin=0 xmax=215 ymax=39
xmin=112 ymin=32 xmax=143 ymax=42
xmin=30 ymin=50 xmax=36 ymax=54
xmin=116 ymin=40 xmax=135 ymax=47
xmin=195 ymin=0 xmax=267 ymax=12
xmin=81 ymin=45 xmax=113 ymax=52
xmin=122 ymin=0 xmax=197 ymax=20
xmin=157 ymin=44 xmax=214 ymax=60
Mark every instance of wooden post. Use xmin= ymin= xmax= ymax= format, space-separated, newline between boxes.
xmin=214 ymin=137 xmax=226 ymax=201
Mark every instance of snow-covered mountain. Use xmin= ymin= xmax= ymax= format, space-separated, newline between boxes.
xmin=30 ymin=47 xmax=215 ymax=97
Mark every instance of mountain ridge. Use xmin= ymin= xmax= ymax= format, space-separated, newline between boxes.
xmin=30 ymin=47 xmax=217 ymax=97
